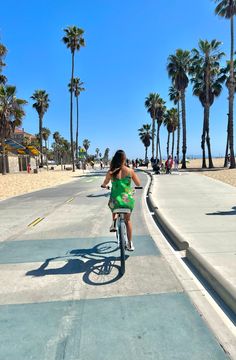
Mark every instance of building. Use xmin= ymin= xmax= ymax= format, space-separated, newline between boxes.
xmin=11 ymin=128 xmax=37 ymax=144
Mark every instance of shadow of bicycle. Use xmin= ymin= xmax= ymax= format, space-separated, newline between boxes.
xmin=26 ymin=241 xmax=129 ymax=285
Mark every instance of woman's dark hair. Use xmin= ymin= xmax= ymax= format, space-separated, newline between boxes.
xmin=110 ymin=150 xmax=126 ymax=177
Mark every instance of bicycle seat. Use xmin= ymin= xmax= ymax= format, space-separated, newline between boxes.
xmin=113 ymin=208 xmax=131 ymax=214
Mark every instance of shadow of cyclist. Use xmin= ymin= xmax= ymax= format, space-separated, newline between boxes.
xmin=26 ymin=241 xmax=128 ymax=285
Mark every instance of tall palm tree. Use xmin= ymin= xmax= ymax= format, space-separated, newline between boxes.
xmin=0 ymin=85 xmax=27 ymax=175
xmin=169 ymin=86 xmax=181 ymax=161
xmin=31 ymin=90 xmax=49 ymax=167
xmin=145 ymin=93 xmax=160 ymax=158
xmin=42 ymin=127 xmax=51 ymax=170
xmin=222 ymin=59 xmax=236 ymax=166
xmin=138 ymin=124 xmax=152 ymax=161
xmin=0 ymin=43 xmax=7 ymax=85
xmin=215 ymin=0 xmax=236 ymax=168
xmin=62 ymin=26 xmax=85 ymax=172
xmin=74 ymin=78 xmax=85 ymax=160
xmin=190 ymin=40 xmax=225 ymax=168
xmin=155 ymin=96 xmax=166 ymax=161
xmin=53 ymin=131 xmax=60 ymax=165
xmin=83 ymin=139 xmax=90 ymax=157
xmin=164 ymin=108 xmax=178 ymax=158
xmin=95 ymin=147 xmax=100 ymax=159
xmin=167 ymin=49 xmax=191 ymax=168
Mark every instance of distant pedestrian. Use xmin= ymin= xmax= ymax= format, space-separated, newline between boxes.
xmin=145 ymin=158 xmax=149 ymax=169
xmin=100 ymin=160 xmax=104 ymax=170
xmin=165 ymin=155 xmax=173 ymax=174
xmin=227 ymin=153 xmax=231 ymax=168
xmin=174 ymin=156 xmax=178 ymax=171
xmin=27 ymin=163 xmax=31 ymax=173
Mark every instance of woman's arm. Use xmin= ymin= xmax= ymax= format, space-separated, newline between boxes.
xmin=131 ymin=169 xmax=141 ymax=186
xmin=101 ymin=171 xmax=111 ymax=188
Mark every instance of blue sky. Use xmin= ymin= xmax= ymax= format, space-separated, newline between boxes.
xmin=0 ymin=0 xmax=234 ymax=159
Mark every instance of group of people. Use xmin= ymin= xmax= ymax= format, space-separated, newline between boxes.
xmin=151 ymin=155 xmax=179 ymax=174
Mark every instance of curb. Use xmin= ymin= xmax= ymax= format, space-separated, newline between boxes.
xmin=143 ymin=170 xmax=189 ymax=251
xmin=142 ymin=169 xmax=236 ymax=316
xmin=186 ymin=247 xmax=236 ymax=315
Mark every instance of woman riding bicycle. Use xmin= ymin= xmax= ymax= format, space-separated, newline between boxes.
xmin=101 ymin=150 xmax=141 ymax=251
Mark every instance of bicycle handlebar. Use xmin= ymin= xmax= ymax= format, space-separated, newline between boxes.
xmin=101 ymin=185 xmax=142 ymax=190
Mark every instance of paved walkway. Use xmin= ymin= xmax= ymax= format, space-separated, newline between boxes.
xmin=149 ymin=170 xmax=236 ymax=316
xmin=0 ymin=171 xmax=230 ymax=359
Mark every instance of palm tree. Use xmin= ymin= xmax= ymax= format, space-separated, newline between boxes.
xmin=190 ymin=40 xmax=225 ymax=168
xmin=138 ymin=124 xmax=152 ymax=161
xmin=74 ymin=78 xmax=85 ymax=160
xmin=0 ymin=85 xmax=27 ymax=175
xmin=164 ymin=108 xmax=178 ymax=158
xmin=62 ymin=26 xmax=85 ymax=172
xmin=31 ymin=90 xmax=49 ymax=167
xmin=83 ymin=139 xmax=90 ymax=157
xmin=145 ymin=93 xmax=160 ymax=158
xmin=215 ymin=0 xmax=236 ymax=168
xmin=53 ymin=131 xmax=61 ymax=165
xmin=167 ymin=49 xmax=191 ymax=168
xmin=155 ymin=96 xmax=166 ymax=161
xmin=222 ymin=59 xmax=236 ymax=166
xmin=169 ymin=86 xmax=181 ymax=161
xmin=0 ymin=43 xmax=7 ymax=85
xmin=68 ymin=77 xmax=85 ymax=161
xmin=103 ymin=148 xmax=110 ymax=165
xmin=95 ymin=147 xmax=100 ymax=159
xmin=42 ymin=127 xmax=51 ymax=169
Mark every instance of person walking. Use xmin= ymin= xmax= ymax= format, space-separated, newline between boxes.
xmin=165 ymin=155 xmax=173 ymax=174
xmin=174 ymin=156 xmax=179 ymax=171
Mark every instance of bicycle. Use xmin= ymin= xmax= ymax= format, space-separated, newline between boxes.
xmin=103 ymin=186 xmax=143 ymax=275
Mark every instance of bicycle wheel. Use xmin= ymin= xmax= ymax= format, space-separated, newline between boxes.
xmin=119 ymin=221 xmax=126 ymax=275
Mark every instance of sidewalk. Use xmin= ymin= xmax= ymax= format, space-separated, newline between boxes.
xmin=147 ymin=170 xmax=236 ymax=316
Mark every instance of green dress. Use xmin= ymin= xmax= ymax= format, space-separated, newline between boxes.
xmin=108 ymin=176 xmax=135 ymax=212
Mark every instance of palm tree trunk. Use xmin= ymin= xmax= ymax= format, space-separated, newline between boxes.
xmin=171 ymin=131 xmax=175 ymax=158
xmin=167 ymin=132 xmax=170 ymax=158
xmin=224 ymin=116 xmax=229 ymax=167
xmin=205 ymin=63 xmax=214 ymax=168
xmin=156 ymin=123 xmax=160 ymax=159
xmin=151 ymin=117 xmax=155 ymax=158
xmin=159 ymin=141 xmax=162 ymax=162
xmin=177 ymin=100 xmax=180 ymax=162
xmin=145 ymin=146 xmax=147 ymax=161
xmin=201 ymin=108 xmax=207 ymax=168
xmin=39 ymin=115 xmax=43 ymax=166
xmin=1 ymin=136 xmax=6 ymax=175
xmin=181 ymin=90 xmax=187 ymax=169
xmin=75 ymin=95 xmax=79 ymax=161
xmin=228 ymin=16 xmax=235 ymax=168
xmin=205 ymin=105 xmax=214 ymax=168
xmin=70 ymin=51 xmax=75 ymax=172
xmin=45 ymin=140 xmax=48 ymax=171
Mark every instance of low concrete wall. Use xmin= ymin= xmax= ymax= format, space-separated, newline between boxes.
xmin=8 ymin=156 xmax=19 ymax=173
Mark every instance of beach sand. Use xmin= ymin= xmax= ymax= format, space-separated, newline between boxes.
xmin=186 ymin=157 xmax=236 ymax=188
xmin=1 ymin=159 xmax=236 ymax=201
xmin=0 ymin=167 xmax=85 ymax=201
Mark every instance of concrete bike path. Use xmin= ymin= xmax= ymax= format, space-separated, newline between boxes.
xmin=149 ymin=171 xmax=236 ymax=315
xmin=0 ymin=172 xmax=229 ymax=359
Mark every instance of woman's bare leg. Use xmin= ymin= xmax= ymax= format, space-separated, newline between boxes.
xmin=125 ymin=214 xmax=132 ymax=243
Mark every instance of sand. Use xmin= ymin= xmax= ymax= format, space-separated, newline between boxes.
xmin=187 ymin=157 xmax=236 ymax=188
xmin=0 ymin=166 xmax=85 ymax=201
xmin=1 ymin=158 xmax=236 ymax=201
